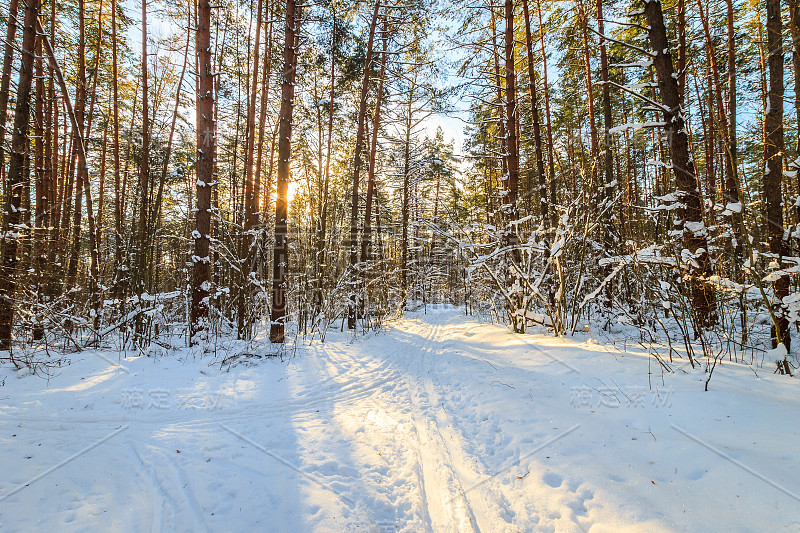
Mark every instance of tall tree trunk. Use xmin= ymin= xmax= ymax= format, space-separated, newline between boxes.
xmin=0 ymin=0 xmax=19 ymax=197
xmin=269 ymin=0 xmax=300 ymax=343
xmin=503 ymin=0 xmax=522 ymax=331
xmin=521 ymin=0 xmax=548 ymax=226
xmin=312 ymin=73 xmax=324 ymax=312
xmin=594 ymin=0 xmax=616 ymax=310
xmin=789 ymin=0 xmax=800 ymax=226
xmin=643 ymin=0 xmax=717 ymax=329
xmin=490 ymin=4 xmax=508 ymax=192
xmin=44 ymin=1 xmax=56 ymax=292
xmin=596 ymin=0 xmax=615 ymax=246
xmin=138 ymin=0 xmax=151 ymax=304
xmin=32 ymin=31 xmax=45 ymax=340
xmin=0 ymin=0 xmax=38 ymax=351
xmin=210 ymin=6 xmax=227 ymax=296
xmin=347 ymin=0 xmax=380 ymax=329
xmin=111 ymin=0 xmax=124 ymax=302
xmin=726 ymin=0 xmax=736 ymax=191
xmin=764 ymin=0 xmax=791 ymax=355
xmin=400 ymin=77 xmax=415 ymax=311
xmin=192 ymin=0 xmax=216 ymax=342
xmin=535 ymin=0 xmax=557 ymax=227
xmin=503 ymin=0 xmax=519 ymax=217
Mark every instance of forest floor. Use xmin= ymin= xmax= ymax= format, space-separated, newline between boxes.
xmin=0 ymin=305 xmax=798 ymax=532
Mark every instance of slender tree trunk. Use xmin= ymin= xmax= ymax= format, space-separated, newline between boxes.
xmin=374 ymin=184 xmax=384 ymax=262
xmin=44 ymin=3 xmax=56 ymax=290
xmin=238 ymin=0 xmax=264 ymax=338
xmin=621 ymin=85 xmax=633 ymax=231
xmin=60 ymin=130 xmax=75 ymax=250
xmin=269 ymin=0 xmax=300 ymax=343
xmin=706 ymin=68 xmax=715 ymax=209
xmin=347 ymin=0 xmax=380 ymax=329
xmin=47 ymin=20 xmax=58 ymax=257
xmin=578 ymin=0 xmax=599 ymax=166
xmin=32 ymin=30 xmax=46 ymax=341
xmin=726 ymin=0 xmax=736 ymax=187
xmin=97 ymin=112 xmax=108 ymax=271
xmin=400 ymin=77 xmax=415 ymax=311
xmin=315 ymin=5 xmax=335 ymax=311
xmin=243 ymin=0 xmax=263 ymax=232
xmin=56 ymin=109 xmax=69 ymax=242
xmin=0 ymin=0 xmax=37 ymax=350
xmin=361 ymin=18 xmax=387 ymax=264
xmin=312 ymin=73 xmax=324 ymax=312
xmin=65 ymin=0 xmax=87 ymax=293
xmin=677 ymin=0 xmax=686 ymax=103
xmin=84 ymin=0 xmax=104 ymax=142
xmin=255 ymin=0 xmax=273 ymax=218
xmin=644 ymin=0 xmax=717 ymax=329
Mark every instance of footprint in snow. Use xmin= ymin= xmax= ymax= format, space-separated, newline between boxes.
xmin=543 ymin=471 xmax=563 ymax=488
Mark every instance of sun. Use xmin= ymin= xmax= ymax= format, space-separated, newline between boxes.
xmin=288 ymin=181 xmax=300 ymax=203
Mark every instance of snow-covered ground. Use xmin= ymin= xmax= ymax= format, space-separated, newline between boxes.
xmin=1 ymin=305 xmax=798 ymax=532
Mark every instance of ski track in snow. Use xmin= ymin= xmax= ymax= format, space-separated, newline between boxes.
xmin=1 ymin=305 xmax=799 ymax=532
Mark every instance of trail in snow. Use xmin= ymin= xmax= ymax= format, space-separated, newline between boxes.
xmin=1 ymin=305 xmax=798 ymax=532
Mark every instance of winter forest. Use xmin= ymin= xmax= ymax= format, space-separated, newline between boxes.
xmin=0 ymin=0 xmax=799 ymax=529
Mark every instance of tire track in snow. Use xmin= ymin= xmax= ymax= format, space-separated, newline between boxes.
xmin=406 ymin=320 xmax=482 ymax=532
xmin=405 ymin=316 xmax=519 ymax=532
xmin=129 ymin=442 xmax=210 ymax=533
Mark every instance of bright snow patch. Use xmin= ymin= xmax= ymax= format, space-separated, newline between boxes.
xmin=0 ymin=307 xmax=798 ymax=531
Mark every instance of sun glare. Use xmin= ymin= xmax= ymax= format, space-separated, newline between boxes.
xmin=268 ymin=181 xmax=301 ymax=207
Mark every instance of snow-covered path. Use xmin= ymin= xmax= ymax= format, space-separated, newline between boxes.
xmin=1 ymin=306 xmax=798 ymax=532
